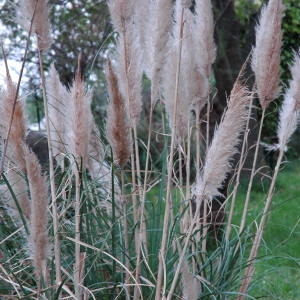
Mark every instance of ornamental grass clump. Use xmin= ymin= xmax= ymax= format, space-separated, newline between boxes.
xmin=1 ymin=0 xmax=300 ymax=299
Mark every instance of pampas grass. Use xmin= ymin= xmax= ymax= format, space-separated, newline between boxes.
xmin=25 ymin=146 xmax=49 ymax=289
xmin=66 ymin=61 xmax=92 ymax=168
xmin=277 ymin=89 xmax=300 ymax=150
xmin=193 ymin=82 xmax=252 ymax=199
xmin=240 ymin=0 xmax=284 ymax=234
xmin=238 ymin=50 xmax=300 ymax=298
xmin=46 ymin=64 xmax=68 ymax=161
xmin=2 ymin=0 xmax=300 ymax=299
xmin=0 ymin=73 xmax=27 ymax=173
xmin=252 ymin=0 xmax=284 ymax=108
xmin=17 ymin=0 xmax=52 ymax=51
xmin=138 ymin=0 xmax=174 ymax=103
xmin=193 ymin=0 xmax=216 ymax=79
xmin=0 ymin=75 xmax=30 ymax=221
xmin=65 ymin=59 xmax=92 ymax=299
xmin=108 ymin=0 xmax=143 ymax=127
xmin=167 ymin=81 xmax=251 ymax=299
xmin=106 ymin=59 xmax=131 ymax=167
xmin=277 ymin=50 xmax=300 ymax=149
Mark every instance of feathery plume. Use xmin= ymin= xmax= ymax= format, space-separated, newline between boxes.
xmin=251 ymin=0 xmax=284 ymax=109
xmin=148 ymin=0 xmax=173 ymax=101
xmin=277 ymin=51 xmax=300 ymax=150
xmin=46 ymin=64 xmax=68 ymax=160
xmin=193 ymin=82 xmax=252 ymax=198
xmin=182 ymin=0 xmax=192 ymax=8
xmin=193 ymin=0 xmax=216 ymax=78
xmin=106 ymin=59 xmax=132 ymax=167
xmin=289 ymin=50 xmax=300 ymax=109
xmin=191 ymin=0 xmax=216 ymax=111
xmin=164 ymin=0 xmax=216 ymax=141
xmin=25 ymin=146 xmax=49 ymax=283
xmin=183 ymin=15 xmax=210 ymax=114
xmin=163 ymin=46 xmax=191 ymax=142
xmin=277 ymin=90 xmax=299 ymax=150
xmin=134 ymin=0 xmax=150 ymax=69
xmin=0 ymin=77 xmax=30 ymax=220
xmin=108 ymin=0 xmax=133 ymax=34
xmin=108 ymin=0 xmax=143 ymax=127
xmin=17 ymin=0 xmax=52 ymax=51
xmin=65 ymin=60 xmax=92 ymax=168
xmin=0 ymin=78 xmax=27 ymax=171
xmin=163 ymin=2 xmax=192 ymax=142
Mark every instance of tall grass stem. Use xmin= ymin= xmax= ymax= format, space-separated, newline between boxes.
xmin=226 ymin=98 xmax=253 ymax=239
xmin=239 ymin=108 xmax=266 ymax=233
xmin=155 ymin=7 xmax=185 ymax=299
xmin=37 ymin=49 xmax=62 ymax=286
xmin=238 ymin=147 xmax=284 ymax=298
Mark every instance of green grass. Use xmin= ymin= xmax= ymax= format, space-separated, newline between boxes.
xmin=233 ymin=160 xmax=300 ymax=299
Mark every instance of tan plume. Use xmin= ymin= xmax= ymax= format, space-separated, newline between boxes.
xmin=193 ymin=82 xmax=252 ymax=199
xmin=106 ymin=59 xmax=132 ymax=167
xmin=252 ymin=0 xmax=284 ymax=108
xmin=17 ymin=0 xmax=52 ymax=51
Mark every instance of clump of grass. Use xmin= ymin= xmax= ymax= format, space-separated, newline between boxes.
xmin=0 ymin=0 xmax=300 ymax=299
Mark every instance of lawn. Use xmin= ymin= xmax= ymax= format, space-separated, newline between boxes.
xmin=233 ymin=159 xmax=300 ymax=299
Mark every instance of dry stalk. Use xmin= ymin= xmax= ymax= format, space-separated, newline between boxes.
xmin=240 ymin=0 xmax=283 ymax=233
xmin=25 ymin=146 xmax=49 ymax=292
xmin=237 ymin=147 xmax=284 ymax=298
xmin=74 ymin=166 xmax=82 ymax=298
xmin=167 ymin=198 xmax=202 ymax=300
xmin=238 ymin=49 xmax=300 ymax=298
xmin=37 ymin=49 xmax=62 ymax=286
xmin=222 ymin=51 xmax=253 ymax=238
xmin=225 ymin=98 xmax=252 ymax=239
xmin=239 ymin=108 xmax=265 ymax=233
xmin=155 ymin=6 xmax=185 ymax=299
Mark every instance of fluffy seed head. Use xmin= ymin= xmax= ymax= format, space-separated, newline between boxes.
xmin=194 ymin=0 xmax=216 ymax=78
xmin=17 ymin=0 xmax=52 ymax=51
xmin=252 ymin=0 xmax=284 ymax=108
xmin=0 ymin=77 xmax=27 ymax=172
xmin=106 ymin=59 xmax=132 ymax=167
xmin=109 ymin=0 xmax=143 ymax=127
xmin=46 ymin=64 xmax=68 ymax=159
xmin=289 ymin=50 xmax=300 ymax=109
xmin=277 ymin=50 xmax=300 ymax=150
xmin=193 ymin=82 xmax=252 ymax=198
xmin=277 ymin=90 xmax=299 ymax=150
xmin=65 ymin=60 xmax=92 ymax=169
